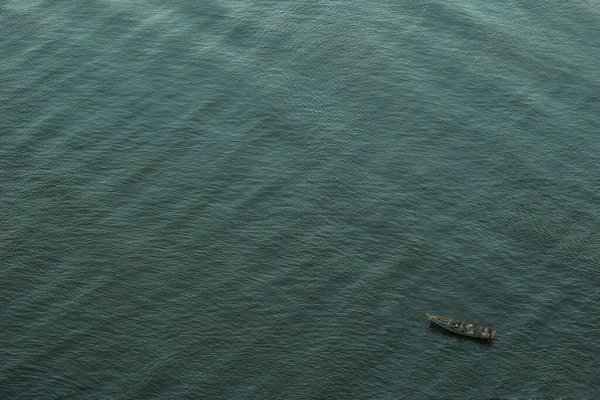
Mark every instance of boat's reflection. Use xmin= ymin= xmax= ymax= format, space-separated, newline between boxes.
xmin=428 ymin=321 xmax=494 ymax=346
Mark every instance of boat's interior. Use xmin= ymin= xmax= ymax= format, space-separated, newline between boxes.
xmin=427 ymin=314 xmax=495 ymax=339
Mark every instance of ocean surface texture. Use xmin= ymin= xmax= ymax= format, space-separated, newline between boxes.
xmin=2 ymin=0 xmax=600 ymax=398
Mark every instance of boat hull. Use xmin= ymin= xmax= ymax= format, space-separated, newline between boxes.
xmin=426 ymin=314 xmax=495 ymax=341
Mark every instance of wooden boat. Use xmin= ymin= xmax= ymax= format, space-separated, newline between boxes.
xmin=426 ymin=314 xmax=495 ymax=341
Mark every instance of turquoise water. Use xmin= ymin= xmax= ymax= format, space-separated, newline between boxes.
xmin=2 ymin=0 xmax=599 ymax=398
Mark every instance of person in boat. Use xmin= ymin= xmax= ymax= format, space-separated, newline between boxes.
xmin=466 ymin=323 xmax=474 ymax=335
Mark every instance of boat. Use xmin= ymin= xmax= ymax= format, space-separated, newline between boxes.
xmin=426 ymin=314 xmax=495 ymax=341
